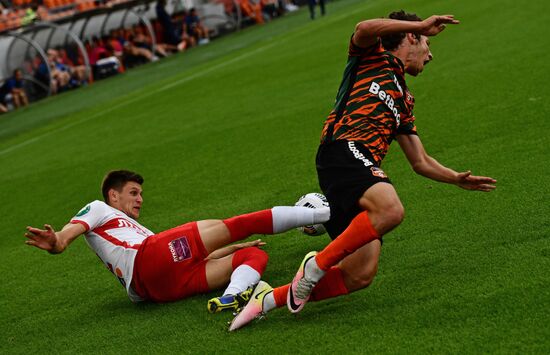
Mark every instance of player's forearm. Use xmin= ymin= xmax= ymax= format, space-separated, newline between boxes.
xmin=51 ymin=224 xmax=84 ymax=254
xmin=413 ymin=155 xmax=460 ymax=184
xmin=355 ymin=18 xmax=423 ymax=39
xmin=48 ymin=232 xmax=67 ymax=254
xmin=207 ymin=245 xmax=239 ymax=259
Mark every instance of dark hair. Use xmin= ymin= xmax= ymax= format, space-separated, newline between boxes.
xmin=381 ymin=10 xmax=422 ymax=51
xmin=102 ymin=170 xmax=144 ymax=203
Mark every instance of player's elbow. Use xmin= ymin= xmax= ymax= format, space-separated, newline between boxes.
xmin=412 ymin=161 xmax=426 ymax=175
xmin=411 ymin=156 xmax=430 ymax=176
xmin=355 ymin=21 xmax=376 ymax=37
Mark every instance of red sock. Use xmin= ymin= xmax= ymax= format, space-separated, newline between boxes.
xmin=232 ymin=247 xmax=269 ymax=274
xmin=223 ymin=209 xmax=273 ymax=242
xmin=271 ymin=266 xmax=348 ymax=307
xmin=315 ymin=211 xmax=379 ymax=271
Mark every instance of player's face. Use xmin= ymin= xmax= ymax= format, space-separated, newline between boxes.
xmin=406 ymin=35 xmax=433 ymax=77
xmin=110 ymin=181 xmax=143 ymax=219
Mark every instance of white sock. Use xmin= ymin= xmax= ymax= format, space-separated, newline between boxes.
xmin=223 ymin=265 xmax=260 ymax=295
xmin=262 ymin=291 xmax=276 ymax=312
xmin=305 ymin=256 xmax=325 ymax=283
xmin=271 ymin=206 xmax=331 ymax=233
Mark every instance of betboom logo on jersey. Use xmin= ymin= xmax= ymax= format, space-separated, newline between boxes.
xmin=348 ymin=141 xmax=373 ymax=167
xmin=368 ymin=81 xmax=401 ymax=126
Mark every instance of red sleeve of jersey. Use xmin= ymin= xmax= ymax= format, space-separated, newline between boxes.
xmin=70 ymin=219 xmax=90 ymax=231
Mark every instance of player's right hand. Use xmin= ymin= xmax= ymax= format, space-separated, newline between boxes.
xmin=418 ymin=15 xmax=460 ymax=36
xmin=25 ymin=224 xmax=60 ymax=253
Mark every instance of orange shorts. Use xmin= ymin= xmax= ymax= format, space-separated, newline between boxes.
xmin=132 ymin=222 xmax=210 ymax=302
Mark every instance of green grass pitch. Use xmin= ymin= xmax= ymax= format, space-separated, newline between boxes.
xmin=1 ymin=0 xmax=549 ymax=353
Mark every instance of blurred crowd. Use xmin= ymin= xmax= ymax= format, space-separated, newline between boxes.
xmin=0 ymin=0 xmax=298 ymax=113
xmin=0 ymin=0 xmax=132 ymax=32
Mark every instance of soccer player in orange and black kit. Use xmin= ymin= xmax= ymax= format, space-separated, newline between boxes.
xmin=229 ymin=10 xmax=497 ymax=331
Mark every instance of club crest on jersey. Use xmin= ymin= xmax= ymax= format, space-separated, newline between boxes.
xmin=371 ymin=167 xmax=387 ymax=178
xmin=76 ymin=205 xmax=91 ymax=217
xmin=168 ymin=237 xmax=192 ymax=262
xmin=405 ymin=90 xmax=414 ymax=106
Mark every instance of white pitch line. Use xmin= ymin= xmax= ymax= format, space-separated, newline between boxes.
xmin=0 ymin=43 xmax=276 ymax=157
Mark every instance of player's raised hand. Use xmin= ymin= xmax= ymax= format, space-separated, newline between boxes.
xmin=418 ymin=15 xmax=459 ymax=36
xmin=456 ymin=171 xmax=497 ymax=192
xmin=25 ymin=224 xmax=59 ymax=253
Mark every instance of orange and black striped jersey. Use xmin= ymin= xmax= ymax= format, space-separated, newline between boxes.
xmin=321 ymin=38 xmax=417 ymax=164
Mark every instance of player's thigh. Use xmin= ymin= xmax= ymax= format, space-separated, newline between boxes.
xmin=196 ymin=220 xmax=231 ymax=254
xmin=359 ymin=182 xmax=402 ymax=212
xmin=204 ymin=254 xmax=234 ymax=290
xmin=359 ymin=182 xmax=404 ymax=233
xmin=338 ymin=239 xmax=381 ymax=292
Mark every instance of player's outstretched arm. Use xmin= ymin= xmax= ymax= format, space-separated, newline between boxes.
xmin=25 ymin=223 xmax=85 ymax=254
xmin=397 ymin=134 xmax=496 ymax=192
xmin=353 ymin=14 xmax=459 ymax=48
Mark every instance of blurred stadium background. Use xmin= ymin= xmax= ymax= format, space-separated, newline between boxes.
xmin=0 ymin=0 xmax=548 ymax=353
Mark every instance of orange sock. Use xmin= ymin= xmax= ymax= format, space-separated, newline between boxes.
xmin=315 ymin=211 xmax=379 ymax=271
xmin=272 ymin=284 xmax=290 ymax=307
xmin=310 ymin=266 xmax=349 ymax=301
xmin=271 ymin=266 xmax=348 ymax=307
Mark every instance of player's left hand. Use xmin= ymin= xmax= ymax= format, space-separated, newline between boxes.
xmin=456 ymin=171 xmax=497 ymax=192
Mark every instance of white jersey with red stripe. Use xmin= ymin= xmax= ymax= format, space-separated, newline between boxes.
xmin=70 ymin=200 xmax=154 ymax=302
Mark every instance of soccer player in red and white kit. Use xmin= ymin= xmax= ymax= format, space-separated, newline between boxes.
xmin=25 ymin=170 xmax=330 ymax=312
xmin=229 ymin=11 xmax=497 ymax=330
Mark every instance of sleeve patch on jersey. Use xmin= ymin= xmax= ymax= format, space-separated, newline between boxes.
xmin=168 ymin=237 xmax=192 ymax=262
xmin=76 ymin=205 xmax=91 ymax=217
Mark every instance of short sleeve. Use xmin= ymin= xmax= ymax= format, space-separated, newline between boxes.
xmin=397 ymin=115 xmax=418 ymax=135
xmin=348 ymin=35 xmax=384 ymax=57
xmin=70 ymin=200 xmax=109 ymax=231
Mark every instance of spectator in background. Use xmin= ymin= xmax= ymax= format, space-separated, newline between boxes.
xmin=156 ymin=0 xmax=181 ymax=47
xmin=261 ymin=0 xmax=282 ymax=20
xmin=0 ymin=81 xmax=9 ymax=113
xmin=5 ymin=69 xmax=29 ymax=108
xmin=178 ymin=10 xmax=197 ymax=48
xmin=308 ymin=0 xmax=325 ymax=20
xmin=184 ymin=8 xmax=210 ymax=45
xmin=125 ymin=33 xmax=157 ymax=63
xmin=48 ymin=49 xmax=85 ymax=87
xmin=107 ymin=30 xmax=126 ymax=70
xmin=132 ymin=25 xmax=177 ymax=58
xmin=236 ymin=0 xmax=264 ymax=25
xmin=56 ymin=48 xmax=88 ymax=84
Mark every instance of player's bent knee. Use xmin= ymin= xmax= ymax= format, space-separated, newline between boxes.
xmin=385 ymin=204 xmax=405 ymax=228
xmin=233 ymin=247 xmax=269 ymax=275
